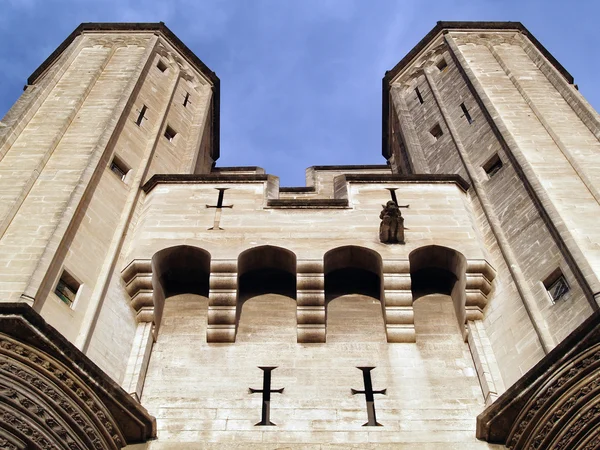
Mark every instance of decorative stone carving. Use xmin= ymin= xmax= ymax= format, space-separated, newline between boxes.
xmin=379 ymin=201 xmax=405 ymax=244
xmin=451 ymin=32 xmax=520 ymax=48
xmin=85 ymin=35 xmax=150 ymax=49
xmin=0 ymin=303 xmax=155 ymax=449
xmin=122 ymin=259 xmax=156 ymax=324
xmin=477 ymin=310 xmax=600 ymax=450
xmin=156 ymin=41 xmax=208 ymax=91
xmin=393 ymin=39 xmax=447 ymax=88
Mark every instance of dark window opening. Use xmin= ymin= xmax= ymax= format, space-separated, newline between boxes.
xmin=135 ymin=105 xmax=147 ymax=126
xmin=415 ymin=87 xmax=424 ymax=104
xmin=183 ymin=92 xmax=191 ymax=107
xmin=109 ymin=155 xmax=129 ymax=181
xmin=164 ymin=125 xmax=177 ymax=142
xmin=460 ymin=103 xmax=473 ymax=124
xmin=437 ymin=59 xmax=448 ymax=72
xmin=483 ymin=154 xmax=503 ymax=178
xmin=157 ymin=59 xmax=168 ymax=72
xmin=430 ymin=124 xmax=443 ymax=141
xmin=544 ymin=270 xmax=570 ymax=303
xmin=55 ymin=270 xmax=80 ymax=307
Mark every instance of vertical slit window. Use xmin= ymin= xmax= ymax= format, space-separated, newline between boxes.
xmin=415 ymin=87 xmax=424 ymax=104
xmin=136 ymin=105 xmax=147 ymax=126
xmin=460 ymin=103 xmax=473 ymax=124
xmin=183 ymin=92 xmax=191 ymax=107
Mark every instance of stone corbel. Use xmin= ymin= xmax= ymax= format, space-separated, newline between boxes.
xmin=382 ymin=260 xmax=415 ymax=343
xmin=465 ymin=260 xmax=496 ymax=322
xmin=122 ymin=259 xmax=156 ymax=326
xmin=296 ymin=260 xmax=326 ymax=343
xmin=207 ymin=259 xmax=238 ymax=343
xmin=121 ymin=259 xmax=160 ymax=401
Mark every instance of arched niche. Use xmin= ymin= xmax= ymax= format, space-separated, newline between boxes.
xmin=324 ymin=245 xmax=383 ymax=300
xmin=409 ymin=245 xmax=467 ymax=332
xmin=151 ymin=245 xmax=211 ymax=334
xmin=236 ymin=245 xmax=297 ymax=342
xmin=323 ymin=246 xmax=386 ymax=342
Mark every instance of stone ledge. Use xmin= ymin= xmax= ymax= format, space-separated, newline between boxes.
xmin=142 ymin=173 xmax=271 ymax=193
xmin=267 ymin=198 xmax=349 ymax=209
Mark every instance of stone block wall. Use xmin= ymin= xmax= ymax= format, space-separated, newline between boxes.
xmin=386 ymin=27 xmax=599 ymax=384
xmin=0 ymin=25 xmax=218 ymax=384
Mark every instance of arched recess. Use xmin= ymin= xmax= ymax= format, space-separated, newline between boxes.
xmin=121 ymin=245 xmax=211 ymax=399
xmin=323 ymin=246 xmax=386 ymax=342
xmin=409 ymin=245 xmax=467 ymax=332
xmin=152 ymin=245 xmax=211 ymax=333
xmin=236 ymin=245 xmax=297 ymax=343
xmin=409 ymin=244 xmax=500 ymax=405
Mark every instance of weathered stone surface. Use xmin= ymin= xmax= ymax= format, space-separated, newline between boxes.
xmin=0 ymin=20 xmax=599 ymax=448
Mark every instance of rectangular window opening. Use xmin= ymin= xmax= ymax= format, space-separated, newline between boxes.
xmin=460 ymin=102 xmax=473 ymax=124
xmin=183 ymin=92 xmax=191 ymax=107
xmin=415 ymin=87 xmax=424 ymax=104
xmin=136 ymin=105 xmax=147 ymax=126
xmin=157 ymin=59 xmax=168 ymax=73
xmin=544 ymin=269 xmax=570 ymax=303
xmin=437 ymin=59 xmax=448 ymax=72
xmin=109 ymin=155 xmax=129 ymax=181
xmin=55 ymin=270 xmax=80 ymax=307
xmin=483 ymin=154 xmax=503 ymax=178
xmin=164 ymin=125 xmax=177 ymax=142
xmin=430 ymin=124 xmax=443 ymax=141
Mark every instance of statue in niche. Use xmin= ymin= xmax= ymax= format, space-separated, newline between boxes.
xmin=379 ymin=201 xmax=406 ymax=244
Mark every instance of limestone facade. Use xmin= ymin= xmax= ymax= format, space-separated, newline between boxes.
xmin=0 ymin=21 xmax=598 ymax=448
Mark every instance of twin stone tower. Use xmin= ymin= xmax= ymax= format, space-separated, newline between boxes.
xmin=0 ymin=21 xmax=599 ymax=449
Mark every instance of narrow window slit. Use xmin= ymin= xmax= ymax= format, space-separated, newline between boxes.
xmin=415 ymin=87 xmax=424 ymax=104
xmin=135 ymin=105 xmax=147 ymax=126
xmin=460 ymin=103 xmax=473 ymax=124
xmin=55 ymin=270 xmax=80 ymax=307
xmin=164 ymin=125 xmax=177 ymax=142
xmin=430 ymin=124 xmax=443 ymax=141
xmin=483 ymin=154 xmax=503 ymax=178
xmin=183 ymin=92 xmax=191 ymax=107
xmin=157 ymin=59 xmax=168 ymax=72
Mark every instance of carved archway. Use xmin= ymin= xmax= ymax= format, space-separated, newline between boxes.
xmin=0 ymin=304 xmax=155 ymax=450
xmin=478 ymin=310 xmax=600 ymax=449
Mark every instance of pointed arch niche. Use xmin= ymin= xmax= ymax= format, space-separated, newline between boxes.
xmin=409 ymin=245 xmax=502 ymax=405
xmin=323 ymin=246 xmax=386 ymax=343
xmin=121 ymin=245 xmax=211 ymax=400
xmin=235 ymin=245 xmax=297 ymax=343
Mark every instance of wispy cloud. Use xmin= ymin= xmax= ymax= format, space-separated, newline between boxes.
xmin=1 ymin=0 xmax=599 ymax=185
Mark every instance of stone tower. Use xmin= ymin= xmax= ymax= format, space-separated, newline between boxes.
xmin=0 ymin=21 xmax=598 ymax=449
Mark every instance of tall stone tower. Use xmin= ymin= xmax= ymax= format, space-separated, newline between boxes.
xmin=0 ymin=21 xmax=598 ymax=449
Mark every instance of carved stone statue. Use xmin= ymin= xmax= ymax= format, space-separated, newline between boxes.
xmin=379 ymin=201 xmax=405 ymax=244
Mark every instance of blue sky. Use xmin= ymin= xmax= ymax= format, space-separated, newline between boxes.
xmin=1 ymin=0 xmax=598 ymax=186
